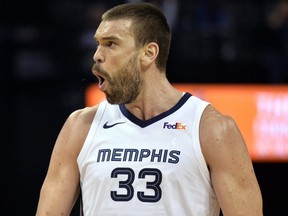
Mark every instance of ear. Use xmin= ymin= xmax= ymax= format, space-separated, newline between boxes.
xmin=141 ymin=42 xmax=159 ymax=66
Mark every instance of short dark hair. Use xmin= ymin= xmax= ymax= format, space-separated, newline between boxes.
xmin=102 ymin=2 xmax=171 ymax=72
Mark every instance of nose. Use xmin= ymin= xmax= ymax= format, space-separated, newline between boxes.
xmin=93 ymin=46 xmax=104 ymax=63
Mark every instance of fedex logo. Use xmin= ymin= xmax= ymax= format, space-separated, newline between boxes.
xmin=163 ymin=122 xmax=186 ymax=130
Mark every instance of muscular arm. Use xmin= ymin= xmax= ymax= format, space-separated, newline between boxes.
xmin=36 ymin=106 xmax=97 ymax=216
xmin=200 ymin=105 xmax=263 ymax=216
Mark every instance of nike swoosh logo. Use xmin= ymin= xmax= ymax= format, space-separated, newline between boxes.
xmin=103 ymin=121 xmax=125 ymax=129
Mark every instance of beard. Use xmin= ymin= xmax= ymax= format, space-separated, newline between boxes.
xmin=93 ymin=53 xmax=143 ymax=104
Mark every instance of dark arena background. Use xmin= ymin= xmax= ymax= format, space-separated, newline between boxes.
xmin=1 ymin=0 xmax=287 ymax=215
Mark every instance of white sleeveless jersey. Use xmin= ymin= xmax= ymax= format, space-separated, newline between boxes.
xmin=77 ymin=93 xmax=220 ymax=216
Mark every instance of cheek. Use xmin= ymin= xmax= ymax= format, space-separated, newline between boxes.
xmin=105 ymin=58 xmax=122 ymax=74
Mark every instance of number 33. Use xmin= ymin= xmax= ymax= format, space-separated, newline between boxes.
xmin=111 ymin=167 xmax=162 ymax=203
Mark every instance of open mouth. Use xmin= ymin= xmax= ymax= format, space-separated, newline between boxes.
xmin=97 ymin=74 xmax=105 ymax=85
xmin=95 ymin=73 xmax=107 ymax=89
xmin=92 ymin=64 xmax=107 ymax=89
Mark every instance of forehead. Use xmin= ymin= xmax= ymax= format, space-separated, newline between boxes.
xmin=95 ymin=19 xmax=134 ymax=41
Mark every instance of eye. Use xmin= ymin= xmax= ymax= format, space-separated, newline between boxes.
xmin=105 ymin=41 xmax=115 ymax=47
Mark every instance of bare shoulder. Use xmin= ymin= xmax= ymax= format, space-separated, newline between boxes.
xmin=200 ymin=105 xmax=239 ymax=134
xmin=199 ymin=105 xmax=263 ymax=215
xmin=55 ymin=105 xmax=99 ymax=156
xmin=65 ymin=105 xmax=98 ymax=136
xmin=35 ymin=105 xmax=100 ymax=216
xmin=199 ymin=105 xmax=250 ymax=168
xmin=200 ymin=105 xmax=239 ymax=140
xmin=68 ymin=105 xmax=99 ymax=127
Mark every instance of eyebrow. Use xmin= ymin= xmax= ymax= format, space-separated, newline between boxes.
xmin=94 ymin=35 xmax=120 ymax=43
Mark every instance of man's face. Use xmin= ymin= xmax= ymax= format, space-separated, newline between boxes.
xmin=92 ymin=19 xmax=143 ymax=104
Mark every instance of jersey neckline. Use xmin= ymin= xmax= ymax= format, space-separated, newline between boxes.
xmin=119 ymin=92 xmax=192 ymax=128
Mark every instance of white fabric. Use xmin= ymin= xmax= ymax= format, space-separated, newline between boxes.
xmin=77 ymin=93 xmax=220 ymax=216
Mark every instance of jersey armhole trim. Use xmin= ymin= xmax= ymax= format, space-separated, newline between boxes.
xmin=192 ymin=100 xmax=212 ymax=185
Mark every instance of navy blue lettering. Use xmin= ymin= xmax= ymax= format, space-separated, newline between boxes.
xmin=111 ymin=149 xmax=123 ymax=161
xmin=168 ymin=150 xmax=180 ymax=164
xmin=139 ymin=149 xmax=151 ymax=161
xmin=97 ymin=148 xmax=180 ymax=164
xmin=151 ymin=149 xmax=163 ymax=162
xmin=163 ymin=149 xmax=168 ymax=162
xmin=97 ymin=149 xmax=111 ymax=162
xmin=123 ymin=149 xmax=139 ymax=161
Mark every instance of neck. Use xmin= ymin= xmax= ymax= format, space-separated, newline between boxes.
xmin=125 ymin=75 xmax=182 ymax=121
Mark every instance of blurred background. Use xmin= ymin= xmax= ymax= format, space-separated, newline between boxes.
xmin=1 ymin=0 xmax=287 ymax=215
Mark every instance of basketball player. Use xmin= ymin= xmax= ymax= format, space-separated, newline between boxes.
xmin=36 ymin=2 xmax=263 ymax=215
